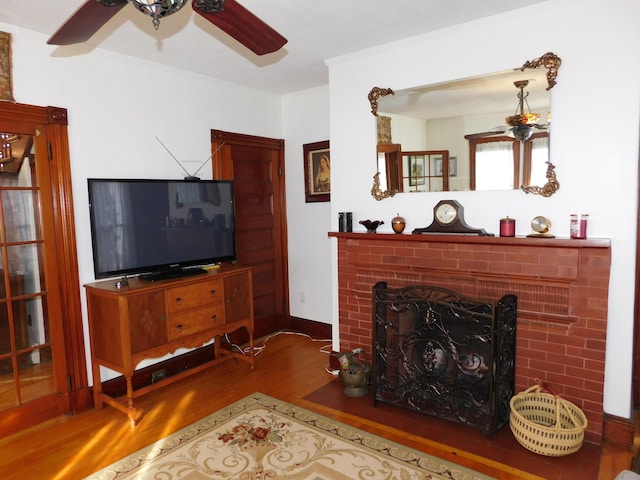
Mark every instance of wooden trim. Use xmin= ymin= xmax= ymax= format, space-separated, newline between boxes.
xmin=603 ymin=412 xmax=635 ymax=450
xmin=47 ymin=118 xmax=90 ymax=413
xmin=211 ymin=129 xmax=284 ymax=149
xmin=0 ymin=102 xmax=89 ymax=431
xmin=328 ymin=231 xmax=611 ymax=248
xmin=289 ymin=316 xmax=331 ymax=340
xmin=276 ymin=141 xmax=290 ymax=316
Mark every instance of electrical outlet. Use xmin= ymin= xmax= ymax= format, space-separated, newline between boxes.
xmin=299 ymin=292 xmax=307 ymax=303
xmin=151 ymin=369 xmax=166 ymax=384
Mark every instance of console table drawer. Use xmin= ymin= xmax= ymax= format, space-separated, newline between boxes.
xmin=168 ymin=303 xmax=225 ymax=339
xmin=166 ymin=279 xmax=223 ymax=313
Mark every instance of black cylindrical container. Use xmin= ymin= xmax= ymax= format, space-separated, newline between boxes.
xmin=339 ymin=212 xmax=353 ymax=232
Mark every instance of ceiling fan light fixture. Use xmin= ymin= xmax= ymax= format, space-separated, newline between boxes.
xmin=510 ymin=124 xmax=534 ymax=142
xmin=506 ymin=112 xmax=540 ymax=126
xmin=127 ymin=0 xmax=189 ymax=29
xmin=193 ymin=0 xmax=225 ymax=13
xmin=505 ymin=80 xmax=540 ymax=141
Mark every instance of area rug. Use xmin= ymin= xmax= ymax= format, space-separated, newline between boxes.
xmin=85 ymin=392 xmax=495 ymax=480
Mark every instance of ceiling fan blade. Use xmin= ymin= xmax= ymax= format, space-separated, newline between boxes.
xmin=192 ymin=0 xmax=287 ymax=55
xmin=464 ymin=129 xmax=508 ymax=140
xmin=47 ymin=0 xmax=128 ymax=46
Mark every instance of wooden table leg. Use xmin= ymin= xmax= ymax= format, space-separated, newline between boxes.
xmin=248 ymin=331 xmax=255 ymax=370
xmin=92 ymin=361 xmax=103 ymax=409
xmin=125 ymin=375 xmax=137 ymax=427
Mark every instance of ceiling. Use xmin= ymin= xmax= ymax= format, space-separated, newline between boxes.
xmin=0 ymin=0 xmax=549 ymax=95
xmin=381 ymin=67 xmax=551 ymax=121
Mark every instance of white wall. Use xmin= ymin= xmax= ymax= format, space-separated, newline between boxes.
xmin=326 ymin=0 xmax=640 ymax=419
xmin=3 ymin=0 xmax=639 ymax=422
xmin=282 ymin=87 xmax=333 ymax=325
xmin=0 ymin=22 xmax=285 ymax=382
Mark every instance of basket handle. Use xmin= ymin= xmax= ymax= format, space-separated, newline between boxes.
xmin=523 ymin=380 xmax=586 ymax=431
xmin=558 ymin=398 xmax=587 ymax=429
xmin=553 ymin=396 xmax=563 ymax=431
xmin=533 ymin=379 xmax=561 ymax=397
xmin=518 ymin=379 xmax=560 ymax=397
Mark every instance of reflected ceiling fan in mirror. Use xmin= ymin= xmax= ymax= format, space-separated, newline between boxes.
xmin=504 ymin=79 xmax=548 ymax=141
xmin=47 ymin=0 xmax=288 ymax=56
xmin=467 ymin=80 xmax=549 ymax=142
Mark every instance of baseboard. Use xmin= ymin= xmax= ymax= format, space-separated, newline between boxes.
xmin=97 ymin=317 xmax=332 ymax=401
xmin=288 ymin=316 xmax=331 ymax=340
xmin=100 ymin=344 xmax=218 ymax=398
xmin=69 ymin=386 xmax=93 ymax=414
xmin=603 ymin=412 xmax=635 ymax=449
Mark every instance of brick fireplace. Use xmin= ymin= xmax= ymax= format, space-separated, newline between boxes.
xmin=329 ymin=232 xmax=611 ymax=444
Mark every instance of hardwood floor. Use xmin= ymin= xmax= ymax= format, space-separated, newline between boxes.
xmin=0 ymin=332 xmax=634 ymax=479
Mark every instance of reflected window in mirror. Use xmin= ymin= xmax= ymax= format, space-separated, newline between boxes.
xmin=377 ymin=143 xmax=401 ymax=192
xmin=523 ymin=134 xmax=549 ymax=186
xmin=470 ymin=137 xmax=518 ymax=191
xmin=469 ymin=133 xmax=548 ymax=190
xmin=402 ymin=150 xmax=450 ymax=192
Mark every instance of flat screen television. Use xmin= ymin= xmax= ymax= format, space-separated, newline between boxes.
xmin=87 ymin=178 xmax=236 ymax=281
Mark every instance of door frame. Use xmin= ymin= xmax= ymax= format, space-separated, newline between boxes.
xmin=210 ymin=130 xmax=289 ymax=327
xmin=0 ymin=102 xmax=89 ymax=435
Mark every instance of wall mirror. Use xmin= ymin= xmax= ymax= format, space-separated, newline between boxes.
xmin=369 ymin=52 xmax=561 ymax=200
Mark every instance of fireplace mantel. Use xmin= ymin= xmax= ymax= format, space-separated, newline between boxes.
xmin=329 ymin=230 xmax=611 ymax=444
xmin=328 ymin=231 xmax=611 ymax=249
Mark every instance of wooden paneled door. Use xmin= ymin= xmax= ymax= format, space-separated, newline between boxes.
xmin=0 ymin=103 xmax=88 ymax=436
xmin=210 ymin=130 xmax=289 ymax=338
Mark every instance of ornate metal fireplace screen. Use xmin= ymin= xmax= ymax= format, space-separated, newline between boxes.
xmin=372 ymin=282 xmax=517 ymax=436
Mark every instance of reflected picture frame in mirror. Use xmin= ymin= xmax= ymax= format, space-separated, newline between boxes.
xmin=369 ymin=52 xmax=561 ymax=200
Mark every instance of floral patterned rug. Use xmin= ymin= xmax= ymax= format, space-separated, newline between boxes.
xmin=85 ymin=392 xmax=495 ymax=480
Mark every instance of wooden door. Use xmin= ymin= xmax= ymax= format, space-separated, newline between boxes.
xmin=210 ymin=130 xmax=289 ymax=338
xmin=0 ymin=104 xmax=88 ymax=436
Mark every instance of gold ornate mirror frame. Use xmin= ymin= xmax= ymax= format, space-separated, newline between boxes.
xmin=519 ymin=52 xmax=561 ymax=197
xmin=369 ymin=52 xmax=562 ymax=200
xmin=370 ymin=171 xmax=396 ymax=200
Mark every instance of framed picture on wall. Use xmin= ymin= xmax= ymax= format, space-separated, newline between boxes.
xmin=377 ymin=116 xmax=392 ymax=143
xmin=0 ymin=32 xmax=15 ymax=102
xmin=303 ymin=140 xmax=330 ymax=203
xmin=434 ymin=157 xmax=458 ymax=177
xmin=449 ymin=157 xmax=457 ymax=176
xmin=409 ymin=156 xmax=426 ymax=186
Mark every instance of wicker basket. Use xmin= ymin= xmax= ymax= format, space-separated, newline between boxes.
xmin=509 ymin=383 xmax=588 ymax=457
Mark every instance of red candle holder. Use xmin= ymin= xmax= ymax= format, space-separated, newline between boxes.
xmin=500 ymin=217 xmax=515 ymax=237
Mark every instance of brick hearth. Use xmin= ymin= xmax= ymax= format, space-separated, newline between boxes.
xmin=329 ymin=232 xmax=611 ymax=444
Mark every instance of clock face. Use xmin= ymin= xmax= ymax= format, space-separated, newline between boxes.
xmin=531 ymin=215 xmax=551 ymax=233
xmin=435 ymin=202 xmax=458 ymax=225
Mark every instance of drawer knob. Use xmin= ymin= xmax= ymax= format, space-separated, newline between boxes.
xmin=176 ymin=324 xmax=183 ymax=332
xmin=210 ymin=289 xmax=217 ymax=297
xmin=175 ymin=297 xmax=182 ymax=305
xmin=211 ymin=314 xmax=217 ymax=322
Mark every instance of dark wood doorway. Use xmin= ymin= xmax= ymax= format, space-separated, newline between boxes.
xmin=210 ymin=130 xmax=289 ymax=339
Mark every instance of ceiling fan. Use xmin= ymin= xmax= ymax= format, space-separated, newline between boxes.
xmin=47 ymin=0 xmax=288 ymax=56
xmin=466 ymin=80 xmax=549 ymax=141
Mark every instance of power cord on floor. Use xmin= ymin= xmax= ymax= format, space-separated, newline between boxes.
xmin=221 ymin=330 xmax=338 ymax=375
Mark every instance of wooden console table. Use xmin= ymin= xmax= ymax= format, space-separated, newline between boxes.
xmin=84 ymin=265 xmax=254 ymax=426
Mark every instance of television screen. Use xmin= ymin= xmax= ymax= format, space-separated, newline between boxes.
xmin=88 ymin=178 xmax=236 ymax=280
